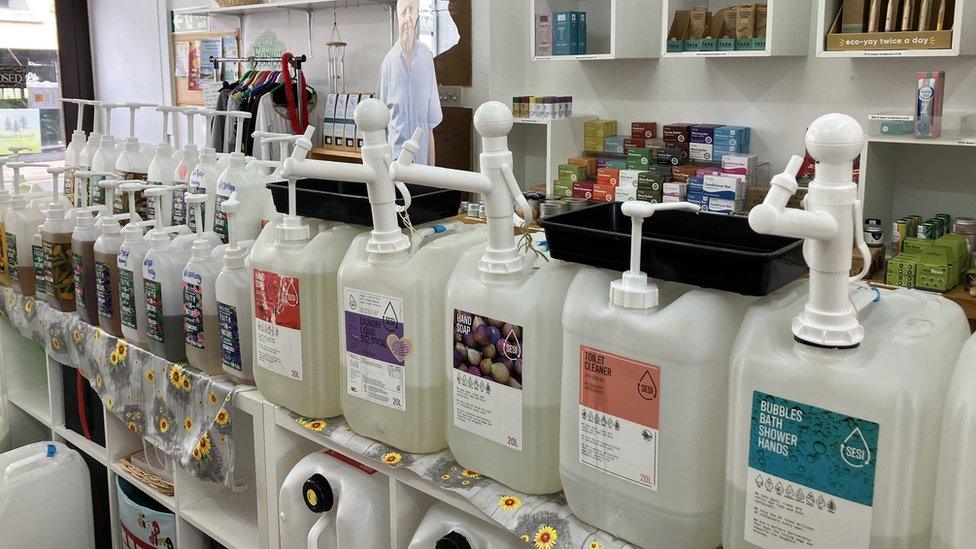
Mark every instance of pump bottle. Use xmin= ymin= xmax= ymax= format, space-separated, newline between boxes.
xmin=0 ymin=156 xmax=15 ymax=286
xmin=215 ymin=196 xmax=255 ymax=382
xmin=61 ymin=99 xmax=95 ymax=205
xmin=89 ymin=103 xmax=123 ymax=206
xmin=187 ymin=109 xmax=222 ymax=233
xmin=72 ymin=202 xmax=105 ymax=325
xmin=172 ymin=108 xmax=201 ymax=226
xmin=5 ymin=161 xmax=49 ymax=295
xmin=214 ymin=111 xmax=263 ymax=244
xmin=182 ymin=194 xmax=225 ymax=375
xmin=147 ymin=106 xmax=181 ymax=224
xmin=114 ymin=103 xmax=156 ymax=217
xmin=93 ymin=213 xmax=131 ymax=337
xmin=39 ymin=167 xmax=77 ymax=311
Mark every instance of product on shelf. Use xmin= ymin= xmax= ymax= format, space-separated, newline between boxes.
xmin=552 ymin=10 xmax=587 ymax=56
xmin=215 ymin=196 xmax=255 ymax=383
xmin=408 ymin=502 xmax=524 ymax=548
xmin=667 ymin=4 xmax=767 ymax=52
xmin=62 ymin=99 xmax=96 ymax=204
xmin=391 ymin=101 xmax=580 ymax=493
xmin=172 ymin=107 xmax=201 ymax=227
xmin=90 ymin=103 xmax=123 ymax=207
xmin=827 ymin=0 xmax=954 ymax=51
xmin=93 ymin=211 xmax=131 ymax=338
xmin=214 ymin=111 xmax=269 ymax=244
xmin=916 ymin=70 xmax=946 ymax=137
xmin=113 ymin=102 xmax=155 ymax=218
xmin=724 ymin=114 xmax=969 ymax=549
xmin=510 ymin=96 xmax=573 ymax=120
xmin=187 ymin=108 xmax=222 ymax=233
xmin=118 ymin=210 xmax=156 ymax=348
xmin=4 ymin=161 xmax=47 ymax=296
xmin=39 ymin=167 xmax=76 ymax=312
xmin=536 ymin=12 xmax=553 ymax=57
xmin=181 ymin=194 xmax=226 ymax=375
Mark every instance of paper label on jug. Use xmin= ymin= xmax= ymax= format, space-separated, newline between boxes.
xmin=253 ymin=269 xmax=303 ymax=380
xmin=745 ymin=392 xmax=878 ymax=549
xmin=182 ymin=277 xmax=205 ymax=349
xmin=145 ymin=279 xmax=165 ymax=343
xmin=5 ymin=233 xmax=17 ymax=280
xmin=452 ymin=310 xmax=524 ymax=451
xmin=171 ymin=187 xmax=187 ymax=226
xmin=120 ymin=268 xmax=137 ymax=329
xmin=31 ymin=243 xmax=46 ymax=295
xmin=578 ymin=346 xmax=660 ymax=491
xmin=95 ymin=261 xmax=112 ymax=317
xmin=213 ymin=181 xmax=234 ymax=242
xmin=344 ymin=288 xmax=407 ymax=411
xmin=43 ymin=240 xmax=73 ymax=302
xmin=73 ymin=251 xmax=85 ymax=307
xmin=217 ymin=301 xmax=242 ymax=372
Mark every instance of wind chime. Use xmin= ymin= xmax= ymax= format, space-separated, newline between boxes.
xmin=325 ymin=9 xmax=347 ymax=94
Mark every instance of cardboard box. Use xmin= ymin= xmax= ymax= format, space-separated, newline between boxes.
xmin=736 ymin=4 xmax=756 ymax=39
xmin=604 ymin=136 xmax=626 ymax=155
xmin=334 ymin=93 xmax=349 ymax=148
xmin=691 ymin=124 xmax=722 ymax=144
xmin=592 ymin=183 xmax=615 ymax=202
xmin=615 ymin=183 xmax=637 ymax=202
xmin=664 ymin=182 xmax=688 ymax=197
xmin=756 ymin=4 xmax=768 ymax=38
xmin=842 ymin=0 xmax=869 ymax=33
xmin=553 ymin=11 xmax=575 ymax=55
xmin=600 ymin=158 xmax=627 ymax=170
xmin=572 ymin=180 xmax=594 ymax=199
xmin=632 ymin=122 xmax=657 ymax=139
xmin=568 ymin=156 xmax=598 ymax=177
xmin=672 ymin=164 xmax=699 ymax=182
xmin=645 ymin=165 xmax=673 ymax=179
xmin=637 ymin=187 xmax=663 ymax=203
xmin=585 ymin=120 xmax=618 ymax=139
xmin=344 ymin=93 xmax=360 ymax=148
xmin=558 ymin=164 xmax=588 ymax=183
xmin=618 ymin=169 xmax=642 ymax=190
xmin=663 ymin=123 xmax=693 ymax=146
xmin=535 ymin=12 xmax=553 ymax=56
xmin=577 ymin=11 xmax=587 ymax=54
xmin=627 ymin=147 xmax=653 ymax=170
xmin=667 ymin=10 xmax=692 ymax=51
xmin=690 ymin=142 xmax=714 ymax=162
xmin=553 ymin=179 xmax=572 ymax=198
xmin=624 ymin=138 xmax=647 ymax=150
xmin=584 ymin=136 xmax=605 ymax=152
xmin=721 ymin=153 xmax=759 ymax=176
xmin=597 ymin=168 xmax=620 ymax=186
xmin=323 ymin=93 xmax=338 ymax=147
xmin=657 ymin=148 xmax=684 ymax=166
xmin=825 ymin=1 xmax=953 ymax=51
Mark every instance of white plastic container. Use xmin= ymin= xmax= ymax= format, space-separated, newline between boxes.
xmin=118 ymin=216 xmax=156 ymax=348
xmin=0 ymin=442 xmax=94 ymax=549
xmin=723 ymin=115 xmax=970 ymax=549
xmin=182 ymin=194 xmax=225 ymax=375
xmin=215 ymin=196 xmax=255 ymax=382
xmin=391 ymin=102 xmax=579 ymax=492
xmin=113 ymin=103 xmax=155 ymax=216
xmin=4 ymin=162 xmax=47 ymax=296
xmin=214 ymin=112 xmax=265 ymax=244
xmin=560 ymin=201 xmax=750 ymax=548
xmin=39 ymin=167 xmax=77 ymax=311
xmin=187 ymin=110 xmax=222 ymax=234
xmin=146 ymin=106 xmax=181 ymax=224
xmin=90 ymin=103 xmax=123 ymax=206
xmin=0 ymin=156 xmax=14 ymax=287
xmin=250 ymin=174 xmax=360 ymax=419
xmin=279 ymin=449 xmax=391 ymax=549
xmin=61 ymin=99 xmax=94 ymax=205
xmin=71 ymin=205 xmax=104 ymax=325
xmin=407 ymin=502 xmax=523 ymax=549
xmin=172 ymin=107 xmax=202 ymax=227
xmin=94 ymin=213 xmax=129 ymax=337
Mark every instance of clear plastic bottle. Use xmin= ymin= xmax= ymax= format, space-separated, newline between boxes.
xmin=723 ymin=115 xmax=969 ymax=549
xmin=407 ymin=502 xmax=524 ymax=549
xmin=94 ymin=213 xmax=130 ymax=337
xmin=4 ymin=162 xmax=48 ymax=296
xmin=560 ymin=201 xmax=751 ymax=548
xmin=278 ymin=449 xmax=391 ymax=549
xmin=40 ymin=167 xmax=77 ymax=311
xmin=182 ymin=194 xmax=224 ymax=375
xmin=215 ymin=196 xmax=255 ymax=382
xmin=391 ymin=101 xmax=579 ymax=490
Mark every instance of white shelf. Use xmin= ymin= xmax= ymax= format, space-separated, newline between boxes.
xmin=112 ymin=460 xmax=178 ymax=512
xmin=661 ymin=0 xmax=812 ymax=58
xmin=53 ymin=424 xmax=108 ymax=466
xmin=815 ymin=0 xmax=976 ymax=58
xmin=181 ymin=485 xmax=261 ymax=549
xmin=509 ymin=115 xmax=595 ymax=193
xmin=530 ymin=0 xmax=661 ymax=61
xmin=8 ymin=384 xmax=51 ymax=427
xmin=868 ymin=131 xmax=976 ymax=147
xmin=177 ymin=0 xmax=394 ymax=17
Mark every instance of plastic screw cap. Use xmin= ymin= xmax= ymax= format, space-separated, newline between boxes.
xmin=301 ymin=474 xmax=334 ymax=514
xmin=354 ymin=98 xmax=391 ymax=132
xmin=805 ymin=113 xmax=865 ymax=164
xmin=473 ymin=101 xmax=514 ymax=138
xmin=435 ymin=532 xmax=471 ymax=549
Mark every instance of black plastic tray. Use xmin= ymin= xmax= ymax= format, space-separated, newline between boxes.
xmin=268 ymin=179 xmax=462 ymax=226
xmin=539 ymin=202 xmax=807 ymax=296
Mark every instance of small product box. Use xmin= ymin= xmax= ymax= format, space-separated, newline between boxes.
xmin=663 ymin=195 xmax=682 ymax=203
xmin=323 ymin=93 xmax=338 ymax=146
xmin=535 ymin=12 xmax=553 ymax=57
xmin=702 ymin=197 xmax=743 ymax=215
xmin=638 ymin=171 xmax=665 ymax=192
xmin=344 ymin=93 xmax=361 ymax=148
xmin=667 ymin=10 xmax=691 ymax=52
xmin=615 ymin=182 xmax=637 ymax=202
xmin=604 ymin=136 xmax=626 ymax=155
xmin=721 ymin=153 xmax=758 ymax=176
xmin=696 ymin=167 xmax=723 ymax=177
xmin=572 ymin=180 xmax=594 ymax=199
xmin=645 ymin=165 xmax=672 ymax=179
xmin=627 ymin=147 xmax=653 ymax=169
xmin=624 ymin=137 xmax=647 ymax=150
xmin=663 ymin=123 xmax=693 ymax=146
xmin=690 ymin=142 xmax=713 ymax=162
xmin=601 ymin=158 xmax=627 ymax=170
xmin=671 ymin=164 xmax=699 ymax=182
xmin=558 ymin=163 xmax=588 ymax=183
xmin=916 ymin=71 xmax=946 ymax=138
xmin=334 ymin=93 xmax=349 ymax=148
xmin=618 ymin=169 xmax=642 ymax=190
xmin=592 ymin=183 xmax=615 ymax=202
xmin=597 ymin=168 xmax=620 ymax=186
xmin=584 ymin=136 xmax=604 ymax=152
xmin=868 ymin=114 xmax=915 ymax=136
xmin=585 ymin=120 xmax=618 ymax=139
xmin=691 ymin=124 xmax=722 ymax=145
xmin=656 ymin=148 xmax=684 ymax=166
xmin=553 ymin=179 xmax=573 ymax=198
xmin=637 ymin=187 xmax=663 ymax=203
xmin=577 ymin=11 xmax=587 ymax=55
xmin=568 ymin=156 xmax=598 ymax=177
xmin=553 ymin=11 xmax=576 ymax=56
xmin=714 ymin=125 xmax=750 ymax=148
xmin=664 ymin=182 xmax=688 ymax=198
xmin=632 ymin=122 xmax=657 ymax=139
xmin=702 ymin=174 xmax=746 ymax=200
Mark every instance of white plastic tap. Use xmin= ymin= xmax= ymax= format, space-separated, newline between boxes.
xmin=748 ymin=113 xmax=869 ymax=348
xmin=123 ymin=102 xmax=156 ymax=141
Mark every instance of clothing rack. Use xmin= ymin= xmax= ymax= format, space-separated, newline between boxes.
xmin=209 ymin=55 xmax=308 ymax=128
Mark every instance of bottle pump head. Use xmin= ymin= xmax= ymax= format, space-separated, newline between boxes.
xmin=185 ymin=193 xmax=211 ymax=257
xmin=156 ymin=105 xmax=182 ymax=155
xmin=145 ymin=185 xmax=189 ymax=248
xmin=748 ymin=113 xmax=867 ymax=348
xmin=180 ymin=107 xmax=200 ymax=153
xmin=252 ymin=131 xmax=298 ymax=160
xmin=45 ymin=166 xmax=70 ymax=220
xmin=191 ymin=107 xmax=217 ymax=157
xmin=62 ymin=99 xmax=94 ymax=144
xmin=7 ymin=161 xmax=47 ymax=209
xmin=220 ymin=193 xmax=247 ymax=268
xmin=100 ymin=103 xmax=124 ymax=139
xmin=119 ymin=181 xmax=145 ymax=219
xmin=98 ymin=178 xmax=124 ymax=214
xmin=612 ymin=201 xmax=699 ymax=310
xmin=122 ymin=102 xmax=155 ymax=146
xmin=228 ymin=110 xmax=253 ymax=159
xmin=355 ymin=99 xmax=411 ymax=254
xmin=99 ymin=213 xmax=130 ymax=235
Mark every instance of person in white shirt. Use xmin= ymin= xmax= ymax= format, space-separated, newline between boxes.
xmin=378 ymin=0 xmax=443 ymax=166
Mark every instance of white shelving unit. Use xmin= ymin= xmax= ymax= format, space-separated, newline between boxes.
xmin=177 ymin=0 xmax=394 ymax=17
xmin=510 ymin=115 xmax=595 ymax=193
xmin=816 ymin=0 xmax=976 ymax=57
xmin=661 ymin=0 xmax=812 ymax=58
xmin=530 ymin=0 xmax=661 ymax=61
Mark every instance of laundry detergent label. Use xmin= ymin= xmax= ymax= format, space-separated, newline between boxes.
xmin=119 ymin=268 xmax=137 ymax=329
xmin=344 ymin=288 xmax=408 ymax=411
xmin=171 ymin=186 xmax=187 ymax=226
xmin=145 ymin=279 xmax=165 ymax=342
xmin=43 ymin=239 xmax=73 ymax=302
xmin=31 ymin=243 xmax=46 ymax=295
xmin=145 ymin=180 xmax=161 ymax=220
xmin=73 ymin=252 xmax=85 ymax=307
xmin=253 ymin=269 xmax=303 ymax=380
xmin=578 ymin=346 xmax=660 ymax=491
xmin=745 ymin=391 xmax=879 ymax=549
xmin=5 ymin=233 xmax=17 ymax=280
xmin=95 ymin=261 xmax=112 ymax=316
xmin=218 ymin=301 xmax=242 ymax=372
xmin=182 ymin=275 xmax=205 ymax=348
xmin=213 ymin=180 xmax=234 ymax=243
xmin=452 ymin=310 xmax=524 ymax=451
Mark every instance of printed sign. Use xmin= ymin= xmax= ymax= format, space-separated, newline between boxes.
xmin=172 ymin=12 xmax=211 ymax=34
xmin=253 ymin=269 xmax=303 ymax=380
xmin=0 ymin=108 xmax=41 ymax=154
xmin=344 ymin=289 xmax=408 ymax=411
xmin=0 ymin=66 xmax=25 ymax=89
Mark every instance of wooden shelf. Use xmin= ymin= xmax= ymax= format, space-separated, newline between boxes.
xmin=309 ymin=147 xmax=362 ymax=163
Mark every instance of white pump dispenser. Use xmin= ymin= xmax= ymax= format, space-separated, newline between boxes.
xmin=147 ymin=106 xmax=181 ymax=224
xmin=116 ymin=181 xmax=156 ymax=348
xmin=172 ymin=108 xmax=201 ymax=226
xmin=252 ymin=132 xmax=299 ymax=227
xmin=187 ymin=108 xmax=222 ymax=233
xmin=5 ymin=161 xmax=48 ymax=295
xmin=0 ymin=156 xmax=15 ymax=286
xmin=181 ymin=193 xmax=225 ymax=375
xmin=213 ymin=111 xmax=265 ymax=244
xmin=71 ymin=201 xmax=106 ymax=324
xmin=282 ymin=98 xmax=486 ymax=452
xmin=215 ymin=195 xmax=255 ymax=382
xmin=722 ymin=115 xmax=969 ymax=549
xmin=62 ymin=99 xmax=95 ymax=205
xmin=113 ymin=102 xmax=156 ymax=217
xmin=39 ymin=167 xmax=77 ymax=311
xmin=93 ymin=212 xmax=130 ymax=337
xmin=389 ymin=101 xmax=580 ymax=485
xmin=79 ymin=101 xmax=104 ymax=168
xmin=90 ymin=104 xmax=124 ymax=207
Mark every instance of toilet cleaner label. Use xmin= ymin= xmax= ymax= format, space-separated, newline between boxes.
xmin=344 ymin=289 xmax=408 ymax=411
xmin=452 ymin=310 xmax=524 ymax=451
xmin=253 ymin=269 xmax=303 ymax=380
xmin=217 ymin=301 xmax=242 ymax=373
xmin=578 ymin=346 xmax=660 ymax=491
xmin=745 ymin=392 xmax=879 ymax=549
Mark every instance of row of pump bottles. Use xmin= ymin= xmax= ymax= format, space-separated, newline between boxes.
xmin=6 ymin=94 xmax=976 ymax=549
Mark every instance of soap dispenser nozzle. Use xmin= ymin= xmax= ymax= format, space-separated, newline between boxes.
xmin=123 ymin=102 xmax=156 ymax=140
xmin=46 ymin=166 xmax=69 ymax=213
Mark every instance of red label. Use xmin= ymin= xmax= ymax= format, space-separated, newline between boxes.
xmin=324 ymin=449 xmax=377 ymax=475
xmin=580 ymin=346 xmax=659 ymax=429
xmin=253 ymin=269 xmax=301 ymax=330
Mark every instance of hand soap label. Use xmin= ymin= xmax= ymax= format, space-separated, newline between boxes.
xmin=145 ymin=279 xmax=165 ymax=342
xmin=452 ymin=310 xmax=524 ymax=451
xmin=578 ymin=346 xmax=660 ymax=491
xmin=171 ymin=187 xmax=187 ymax=226
xmin=217 ymin=301 xmax=242 ymax=372
xmin=95 ymin=261 xmax=112 ymax=317
xmin=253 ymin=269 xmax=303 ymax=380
xmin=119 ymin=268 xmax=137 ymax=329
xmin=745 ymin=392 xmax=878 ymax=549
xmin=344 ymin=289 xmax=408 ymax=411
xmin=182 ymin=273 xmax=205 ymax=348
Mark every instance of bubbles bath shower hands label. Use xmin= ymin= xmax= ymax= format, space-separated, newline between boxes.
xmin=95 ymin=261 xmax=112 ymax=316
xmin=217 ymin=302 xmax=242 ymax=372
xmin=119 ymin=268 xmax=137 ymax=329
xmin=182 ymin=272 xmax=205 ymax=348
xmin=745 ymin=391 xmax=879 ymax=549
xmin=344 ymin=289 xmax=408 ymax=411
xmin=452 ymin=310 xmax=524 ymax=451
xmin=578 ymin=346 xmax=660 ymax=491
xmin=145 ymin=279 xmax=165 ymax=342
xmin=253 ymin=269 xmax=303 ymax=380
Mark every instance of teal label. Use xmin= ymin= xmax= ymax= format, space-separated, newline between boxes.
xmin=218 ymin=301 xmax=241 ymax=372
xmin=120 ymin=268 xmax=137 ymax=329
xmin=31 ymin=244 xmax=46 ymax=295
xmin=213 ymin=194 xmax=229 ymax=243
xmin=171 ymin=188 xmax=187 ymax=226
xmin=73 ymin=252 xmax=86 ymax=307
xmin=182 ymin=280 xmax=204 ymax=348
xmin=145 ymin=279 xmax=164 ymax=342
xmin=749 ymin=392 xmax=879 ymax=506
xmin=5 ymin=232 xmax=17 ymax=281
xmin=95 ymin=261 xmax=112 ymax=317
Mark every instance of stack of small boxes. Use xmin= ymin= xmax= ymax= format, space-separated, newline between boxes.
xmin=886 ymin=215 xmax=970 ymax=292
xmin=511 ymin=96 xmax=574 ymax=120
xmin=550 ymin=11 xmax=587 ymax=56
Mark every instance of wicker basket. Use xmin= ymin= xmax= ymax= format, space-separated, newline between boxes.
xmin=120 ymin=452 xmax=175 ymax=497
xmin=216 ymin=0 xmax=263 ymax=7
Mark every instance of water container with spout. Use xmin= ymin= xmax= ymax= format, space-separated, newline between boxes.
xmin=182 ymin=193 xmax=225 ymax=375
xmin=40 ymin=167 xmax=77 ymax=311
xmin=215 ymin=195 xmax=255 ymax=382
xmin=407 ymin=502 xmax=523 ymax=549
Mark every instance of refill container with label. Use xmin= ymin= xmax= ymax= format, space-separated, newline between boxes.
xmin=79 ymin=101 xmax=105 ymax=179
xmin=93 ymin=213 xmax=131 ymax=338
xmin=117 ymin=181 xmax=155 ymax=346
xmin=390 ymin=101 xmax=579 ymax=489
xmin=723 ymin=114 xmax=969 ymax=549
xmin=215 ymin=196 xmax=255 ymax=382
xmin=72 ymin=205 xmax=105 ymax=325
xmin=0 ymin=156 xmax=15 ymax=286
xmin=89 ymin=103 xmax=123 ymax=206
xmin=251 ymin=131 xmax=299 ymax=228
xmin=187 ymin=109 xmax=221 ymax=233
xmin=113 ymin=103 xmax=155 ymax=216
xmin=61 ymin=99 xmax=95 ymax=204
xmin=147 ymin=106 xmax=181 ymax=224
xmin=560 ymin=201 xmax=750 ymax=548
xmin=4 ymin=161 xmax=48 ymax=296
xmin=214 ymin=111 xmax=265 ymax=244
xmin=143 ymin=186 xmax=194 ymax=362
xmin=407 ymin=502 xmax=524 ymax=549
xmin=40 ymin=167 xmax=77 ymax=311
xmin=182 ymin=193 xmax=225 ymax=375
xmin=250 ymin=149 xmax=360 ymax=419
xmin=284 ymin=99 xmax=486 ymax=452
xmin=172 ymin=108 xmax=201 ymax=227
xmin=278 ymin=449 xmax=390 ymax=549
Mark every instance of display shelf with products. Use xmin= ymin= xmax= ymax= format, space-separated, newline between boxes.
xmin=661 ymin=0 xmax=812 ymax=57
xmin=530 ymin=0 xmax=662 ymax=60
xmin=817 ymin=0 xmax=976 ymax=57
xmin=510 ymin=114 xmax=596 ymax=193
xmin=176 ymin=0 xmax=395 ymax=18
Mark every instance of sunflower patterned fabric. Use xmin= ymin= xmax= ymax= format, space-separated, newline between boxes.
xmin=0 ymin=287 xmax=240 ymax=487
xmin=288 ymin=410 xmax=635 ymax=549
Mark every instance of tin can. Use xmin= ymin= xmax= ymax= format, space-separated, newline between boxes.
xmin=918 ymin=222 xmax=935 ymax=240
xmin=953 ymin=217 xmax=976 ymax=252
xmin=893 ymin=219 xmax=910 ymax=251
xmin=908 ymin=215 xmax=922 ymax=236
xmin=936 ymin=214 xmax=952 ymax=234
xmin=865 ymin=224 xmax=885 ymax=247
